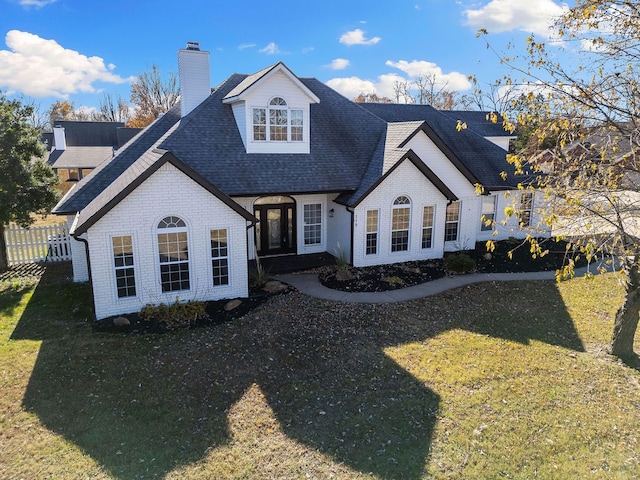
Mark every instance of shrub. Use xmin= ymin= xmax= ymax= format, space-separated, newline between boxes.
xmin=140 ymin=299 xmax=208 ymax=329
xmin=445 ymin=253 xmax=476 ymax=274
xmin=249 ymin=255 xmax=270 ymax=289
xmin=383 ymin=275 xmax=404 ymax=287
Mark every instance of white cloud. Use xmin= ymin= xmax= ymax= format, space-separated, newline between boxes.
xmin=339 ymin=29 xmax=381 ymax=46
xmin=327 ymin=58 xmax=350 ymax=70
xmin=259 ymin=42 xmax=280 ymax=55
xmin=463 ymin=0 xmax=568 ymax=37
xmin=326 ymin=77 xmax=378 ymax=100
xmin=238 ymin=43 xmax=256 ymax=50
xmin=327 ymin=60 xmax=471 ymax=101
xmin=0 ymin=30 xmax=133 ymax=98
xmin=385 ymin=60 xmax=471 ymax=90
xmin=19 ymin=0 xmax=57 ymax=8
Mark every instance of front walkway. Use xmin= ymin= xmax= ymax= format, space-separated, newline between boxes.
xmin=276 ymin=264 xmax=609 ymax=303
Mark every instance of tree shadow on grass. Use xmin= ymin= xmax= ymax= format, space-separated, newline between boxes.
xmin=13 ymin=267 xmax=584 ymax=479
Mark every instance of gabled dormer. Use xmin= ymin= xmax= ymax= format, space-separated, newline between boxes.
xmin=222 ymin=62 xmax=320 ymax=154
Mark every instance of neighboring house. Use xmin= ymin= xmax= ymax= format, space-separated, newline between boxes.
xmin=47 ymin=120 xmax=141 ymax=188
xmin=52 ymin=42 xmax=548 ymax=320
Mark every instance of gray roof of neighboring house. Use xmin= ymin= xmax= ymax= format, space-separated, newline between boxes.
xmin=53 ymin=67 xmax=520 ymax=220
xmin=53 ymin=106 xmax=182 ymax=214
xmin=46 ymin=121 xmax=143 ymax=169
xmin=50 ymin=146 xmax=113 ymax=169
xmin=53 ymin=121 xmax=125 ymax=147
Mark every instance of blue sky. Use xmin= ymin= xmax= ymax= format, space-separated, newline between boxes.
xmin=0 ymin=0 xmax=572 ymax=113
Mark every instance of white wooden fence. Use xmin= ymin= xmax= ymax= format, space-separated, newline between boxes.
xmin=4 ymin=223 xmax=71 ymax=265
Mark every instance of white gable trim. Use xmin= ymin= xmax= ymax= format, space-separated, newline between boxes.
xmin=222 ymin=62 xmax=320 ymax=105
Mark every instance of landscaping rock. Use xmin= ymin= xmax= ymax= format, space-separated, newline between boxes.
xmin=224 ymin=299 xmax=242 ymax=311
xmin=335 ymin=269 xmax=353 ymax=281
xmin=113 ymin=316 xmax=130 ymax=327
xmin=263 ymin=280 xmax=288 ymax=293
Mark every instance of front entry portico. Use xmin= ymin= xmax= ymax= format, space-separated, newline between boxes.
xmin=254 ymin=196 xmax=296 ymax=256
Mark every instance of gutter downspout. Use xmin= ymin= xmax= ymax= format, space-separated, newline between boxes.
xmin=347 ymin=206 xmax=355 ymax=266
xmin=70 ymin=213 xmax=95 ymax=315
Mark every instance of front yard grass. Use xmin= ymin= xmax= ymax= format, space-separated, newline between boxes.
xmin=1 ymin=262 xmax=639 ymax=479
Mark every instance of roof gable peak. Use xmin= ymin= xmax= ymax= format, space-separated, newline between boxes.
xmin=223 ymin=62 xmax=320 ymax=104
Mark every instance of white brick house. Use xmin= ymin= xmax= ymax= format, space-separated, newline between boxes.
xmin=53 ymin=42 xmax=546 ymax=320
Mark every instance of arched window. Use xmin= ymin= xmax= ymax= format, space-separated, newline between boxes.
xmin=157 ymin=216 xmax=190 ymax=292
xmin=252 ymin=97 xmax=304 ymax=142
xmin=391 ymin=196 xmax=411 ymax=252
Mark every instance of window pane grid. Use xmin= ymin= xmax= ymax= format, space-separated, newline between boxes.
xmin=481 ymin=196 xmax=496 ymax=231
xmin=520 ymin=192 xmax=533 ymax=226
xmin=112 ymin=235 xmax=136 ymax=298
xmin=422 ymin=206 xmax=434 ymax=249
xmin=391 ymin=197 xmax=411 ymax=252
xmin=445 ymin=202 xmax=460 ymax=242
xmin=303 ymin=204 xmax=322 ymax=245
xmin=366 ymin=210 xmax=378 ymax=255
xmin=211 ymin=229 xmax=229 ymax=286
xmin=157 ymin=217 xmax=189 ymax=292
xmin=253 ymin=100 xmax=304 ymax=142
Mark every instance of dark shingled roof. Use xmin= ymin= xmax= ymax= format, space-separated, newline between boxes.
xmin=358 ymin=103 xmax=520 ymax=190
xmin=54 ymin=121 xmax=125 ymax=147
xmin=54 ymin=67 xmax=524 ymax=220
xmin=441 ymin=110 xmax=516 ymax=138
xmin=159 ymin=75 xmax=386 ymax=196
xmin=50 ymin=146 xmax=113 ymax=169
xmin=53 ymin=105 xmax=182 ymax=214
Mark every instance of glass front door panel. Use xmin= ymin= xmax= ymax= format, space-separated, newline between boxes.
xmin=267 ymin=208 xmax=281 ymax=250
xmin=255 ymin=201 xmax=296 ymax=256
xmin=287 ymin=207 xmax=293 ymax=248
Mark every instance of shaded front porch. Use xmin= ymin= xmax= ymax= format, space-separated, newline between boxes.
xmin=249 ymin=252 xmax=336 ymax=275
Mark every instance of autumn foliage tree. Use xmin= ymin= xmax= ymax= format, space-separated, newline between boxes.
xmin=484 ymin=0 xmax=640 ymax=358
xmin=127 ymin=64 xmax=179 ymax=128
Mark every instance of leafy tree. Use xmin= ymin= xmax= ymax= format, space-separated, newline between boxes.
xmin=0 ymin=94 xmax=60 ymax=271
xmin=47 ymin=100 xmax=94 ymax=128
xmin=353 ymin=92 xmax=393 ymax=103
xmin=482 ymin=0 xmax=640 ymax=358
xmin=128 ymin=64 xmax=178 ymax=128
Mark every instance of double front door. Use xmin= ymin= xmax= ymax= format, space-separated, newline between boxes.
xmin=254 ymin=200 xmax=296 ymax=256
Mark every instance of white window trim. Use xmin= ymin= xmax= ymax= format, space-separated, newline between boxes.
xmin=365 ymin=209 xmax=379 ymax=256
xmin=391 ymin=196 xmax=411 ymax=253
xmin=155 ymin=216 xmax=191 ymax=294
xmin=444 ymin=201 xmax=461 ymax=243
xmin=210 ymin=227 xmax=231 ymax=288
xmin=422 ymin=205 xmax=435 ymax=249
xmin=520 ymin=192 xmax=534 ymax=227
xmin=110 ymin=233 xmax=138 ymax=301
xmin=251 ymin=97 xmax=305 ymax=143
xmin=481 ymin=195 xmax=497 ymax=232
xmin=303 ymin=203 xmax=323 ymax=246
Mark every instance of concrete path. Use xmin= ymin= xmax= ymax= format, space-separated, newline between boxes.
xmin=276 ymin=265 xmax=608 ymax=303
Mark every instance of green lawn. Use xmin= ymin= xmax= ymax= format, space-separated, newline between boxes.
xmin=1 ymin=263 xmax=639 ymax=479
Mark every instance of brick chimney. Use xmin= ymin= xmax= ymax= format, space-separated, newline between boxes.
xmin=178 ymin=42 xmax=211 ymax=117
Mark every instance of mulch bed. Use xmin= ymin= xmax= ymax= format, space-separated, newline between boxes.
xmin=93 ymin=290 xmax=281 ymax=335
xmin=95 ymin=238 xmax=580 ymax=334
xmin=319 ymin=238 xmax=582 ymax=292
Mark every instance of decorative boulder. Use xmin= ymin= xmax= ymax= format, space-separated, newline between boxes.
xmin=263 ymin=280 xmax=288 ymax=293
xmin=113 ymin=316 xmax=130 ymax=327
xmin=224 ymin=299 xmax=242 ymax=311
xmin=335 ymin=269 xmax=353 ymax=281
